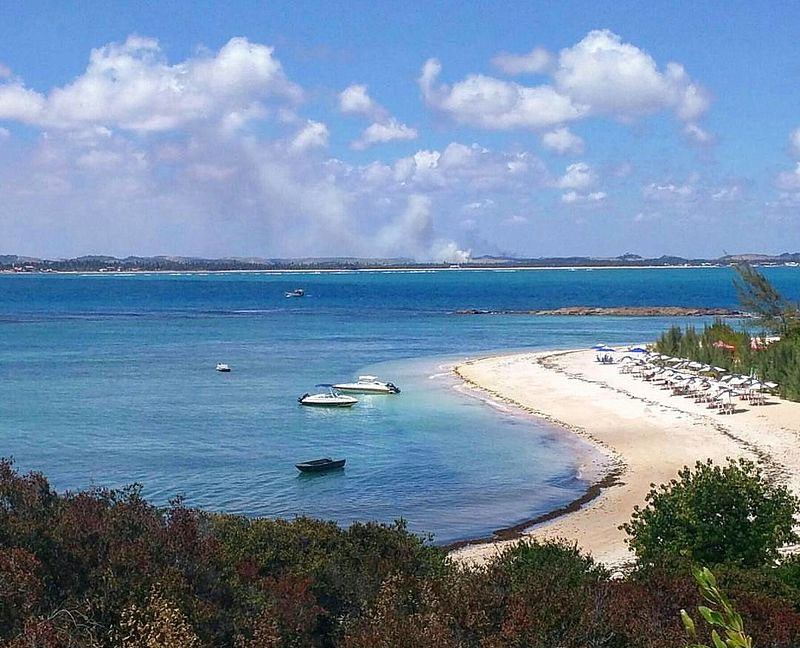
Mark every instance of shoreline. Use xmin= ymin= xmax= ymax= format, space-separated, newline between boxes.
xmin=449 ymin=347 xmax=800 ymax=568
xmin=3 ymin=264 xmax=791 ymax=276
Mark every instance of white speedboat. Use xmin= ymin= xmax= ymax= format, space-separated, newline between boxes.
xmin=333 ymin=375 xmax=401 ymax=394
xmin=298 ymin=385 xmax=358 ymax=407
xmin=216 ymin=363 xmax=231 ymax=372
xmin=285 ymin=288 xmax=305 ymax=298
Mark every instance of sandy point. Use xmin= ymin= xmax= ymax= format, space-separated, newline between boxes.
xmin=449 ymin=348 xmax=800 ymax=570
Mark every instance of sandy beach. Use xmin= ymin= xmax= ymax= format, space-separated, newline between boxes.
xmin=451 ymin=348 xmax=800 ymax=569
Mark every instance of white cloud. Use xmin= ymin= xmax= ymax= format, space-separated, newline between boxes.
xmin=561 ymin=190 xmax=606 ymax=203
xmin=352 ymin=118 xmax=418 ymax=150
xmin=0 ymin=83 xmax=46 ymax=121
xmin=0 ymin=35 xmax=301 ymax=132
xmin=420 ymin=30 xmax=711 ymax=141
xmin=777 ymin=162 xmax=800 ymax=190
xmin=0 ymin=126 xmax=9 ymax=140
xmin=542 ymin=127 xmax=584 ymax=155
xmin=338 ymin=84 xmax=385 ymax=120
xmin=711 ymin=185 xmax=742 ymax=202
xmin=554 ymin=30 xmax=710 ymax=122
xmin=289 ymin=120 xmax=329 ymax=153
xmin=684 ymin=122 xmax=714 ymax=145
xmin=491 ymin=47 xmax=553 ymax=75
xmin=790 ymin=127 xmax=800 ymax=158
xmin=557 ymin=162 xmax=595 ymax=189
xmin=419 ymin=58 xmax=586 ymax=130
xmin=339 ymin=83 xmax=417 ymax=149
xmin=390 ymin=142 xmax=548 ymax=192
xmin=643 ymin=181 xmax=696 ymax=201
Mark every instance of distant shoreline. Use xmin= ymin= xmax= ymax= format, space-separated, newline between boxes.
xmin=4 ymin=263 xmax=799 ymax=276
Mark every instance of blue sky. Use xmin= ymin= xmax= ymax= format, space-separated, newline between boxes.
xmin=1 ymin=1 xmax=799 ymax=260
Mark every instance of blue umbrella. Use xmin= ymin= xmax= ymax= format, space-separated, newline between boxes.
xmin=628 ymin=347 xmax=648 ymax=353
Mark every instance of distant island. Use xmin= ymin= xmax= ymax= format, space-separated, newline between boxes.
xmin=2 ymin=251 xmax=800 ymax=273
xmin=455 ymin=306 xmax=751 ymax=317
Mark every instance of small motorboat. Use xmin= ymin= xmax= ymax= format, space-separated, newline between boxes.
xmin=298 ymin=385 xmax=358 ymax=407
xmin=333 ymin=375 xmax=401 ymax=394
xmin=285 ymin=288 xmax=305 ymax=298
xmin=296 ymin=457 xmax=346 ymax=473
xmin=215 ymin=363 xmax=231 ymax=372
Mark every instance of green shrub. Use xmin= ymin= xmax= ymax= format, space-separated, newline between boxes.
xmin=622 ymin=458 xmax=799 ymax=568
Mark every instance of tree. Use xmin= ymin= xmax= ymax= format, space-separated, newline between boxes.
xmin=622 ymin=459 xmax=799 ymax=567
xmin=733 ymin=263 xmax=799 ymax=336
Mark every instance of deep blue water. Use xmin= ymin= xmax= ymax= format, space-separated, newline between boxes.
xmin=1 ymin=267 xmax=798 ymax=543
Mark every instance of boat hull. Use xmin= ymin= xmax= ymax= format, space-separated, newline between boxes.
xmin=299 ymin=400 xmax=356 ymax=407
xmin=333 ymin=385 xmax=396 ymax=394
xmin=296 ymin=458 xmax=346 ymax=472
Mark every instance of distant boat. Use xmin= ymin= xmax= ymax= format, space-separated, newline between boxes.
xmin=295 ymin=457 xmax=346 ymax=473
xmin=285 ymin=288 xmax=305 ymax=298
xmin=215 ymin=363 xmax=231 ymax=372
xmin=333 ymin=375 xmax=401 ymax=394
xmin=298 ymin=384 xmax=358 ymax=407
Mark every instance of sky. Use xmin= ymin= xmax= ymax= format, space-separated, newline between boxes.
xmin=1 ymin=1 xmax=799 ymax=261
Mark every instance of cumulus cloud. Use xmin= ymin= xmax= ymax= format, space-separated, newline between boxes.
xmin=0 ymin=35 xmax=301 ymax=132
xmin=643 ymin=181 xmax=696 ymax=201
xmin=420 ymin=58 xmax=586 ymax=130
xmin=491 ymin=47 xmax=552 ymax=75
xmin=289 ymin=120 xmax=329 ymax=153
xmin=338 ymin=83 xmax=417 ymax=148
xmin=338 ymin=84 xmax=385 ymax=120
xmin=561 ymin=190 xmax=606 ymax=203
xmin=542 ymin=127 xmax=584 ymax=155
xmin=420 ymin=30 xmax=711 ymax=142
xmin=557 ymin=162 xmax=595 ymax=189
xmin=390 ymin=142 xmax=548 ymax=192
xmin=554 ymin=31 xmax=710 ymax=121
xmin=352 ymin=118 xmax=418 ymax=150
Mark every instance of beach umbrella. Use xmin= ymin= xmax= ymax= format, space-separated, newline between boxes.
xmin=591 ymin=344 xmax=606 ymax=350
xmin=628 ymin=347 xmax=648 ymax=353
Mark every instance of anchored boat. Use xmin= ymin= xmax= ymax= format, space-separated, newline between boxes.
xmin=333 ymin=375 xmax=400 ymax=394
xmin=298 ymin=384 xmax=358 ymax=407
xmin=295 ymin=457 xmax=346 ymax=473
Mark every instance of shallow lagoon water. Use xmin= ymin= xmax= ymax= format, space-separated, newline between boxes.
xmin=1 ymin=267 xmax=797 ymax=543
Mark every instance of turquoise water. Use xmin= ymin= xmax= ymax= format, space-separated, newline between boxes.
xmin=1 ymin=267 xmax=798 ymax=543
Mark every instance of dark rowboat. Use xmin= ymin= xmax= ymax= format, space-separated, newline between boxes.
xmin=295 ymin=457 xmax=346 ymax=473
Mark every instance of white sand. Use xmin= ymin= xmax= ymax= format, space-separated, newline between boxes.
xmin=450 ymin=348 xmax=800 ymax=569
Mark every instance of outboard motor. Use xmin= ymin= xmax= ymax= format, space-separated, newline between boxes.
xmin=298 ymin=393 xmax=310 ymax=403
xmin=387 ymin=383 xmax=400 ymax=393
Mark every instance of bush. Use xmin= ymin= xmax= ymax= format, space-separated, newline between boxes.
xmin=622 ymin=458 xmax=799 ymax=568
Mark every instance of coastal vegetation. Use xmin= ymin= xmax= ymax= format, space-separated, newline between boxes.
xmin=655 ymin=263 xmax=800 ymax=401
xmin=4 ymin=458 xmax=800 ymax=647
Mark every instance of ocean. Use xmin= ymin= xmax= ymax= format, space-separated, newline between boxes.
xmin=1 ymin=267 xmax=798 ymax=544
